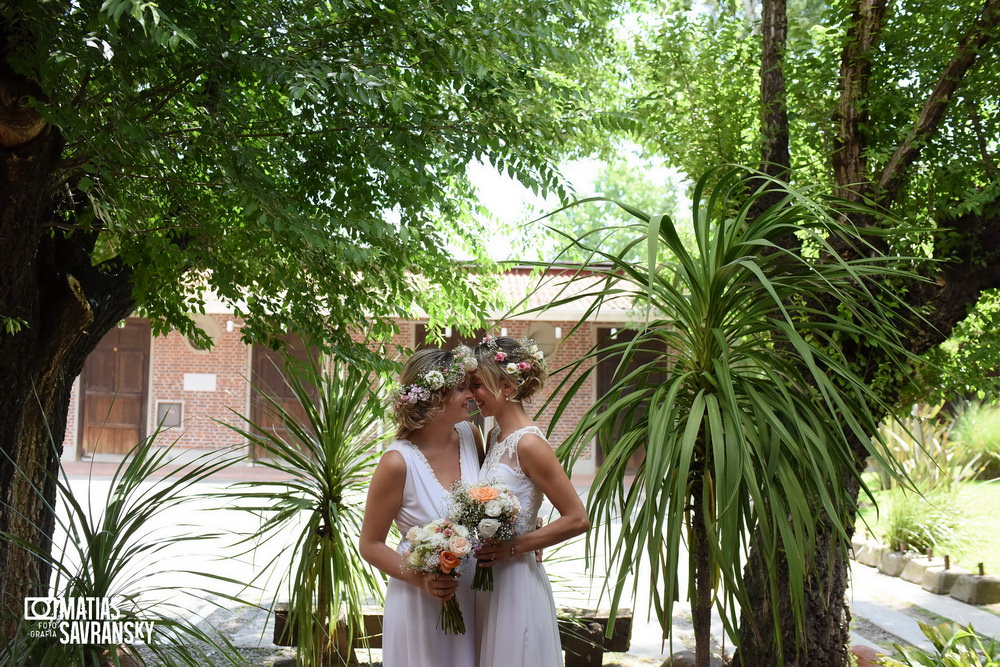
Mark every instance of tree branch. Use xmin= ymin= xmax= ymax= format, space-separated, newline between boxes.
xmin=966 ymin=99 xmax=998 ymax=180
xmin=831 ymin=0 xmax=889 ymax=202
xmin=876 ymin=0 xmax=1000 ymax=206
xmin=0 ymin=69 xmax=47 ymax=148
xmin=909 ymin=196 xmax=1000 ymax=353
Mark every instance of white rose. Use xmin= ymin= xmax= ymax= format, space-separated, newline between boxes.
xmin=484 ymin=499 xmax=502 ymax=517
xmin=505 ymin=362 xmax=519 ymax=375
xmin=406 ymin=527 xmax=419 ymax=542
xmin=478 ymin=518 xmax=501 ymax=539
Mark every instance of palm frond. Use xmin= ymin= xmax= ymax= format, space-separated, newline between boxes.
xmin=219 ymin=353 xmax=390 ymax=666
xmin=523 ymin=165 xmax=928 ymax=660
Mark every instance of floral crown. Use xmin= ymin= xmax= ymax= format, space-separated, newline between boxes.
xmin=393 ymin=349 xmax=478 ymax=407
xmin=480 ymin=335 xmax=546 ymax=380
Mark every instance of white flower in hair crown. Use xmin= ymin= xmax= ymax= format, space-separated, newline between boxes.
xmin=393 ymin=354 xmax=470 ymax=406
xmin=453 ymin=344 xmax=479 ymax=372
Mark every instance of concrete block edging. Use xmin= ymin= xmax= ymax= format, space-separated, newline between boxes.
xmin=849 ymin=538 xmax=1000 ymax=605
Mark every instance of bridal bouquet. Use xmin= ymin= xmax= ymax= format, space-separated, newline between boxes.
xmin=448 ymin=483 xmax=521 ymax=591
xmin=400 ymin=518 xmax=472 ymax=634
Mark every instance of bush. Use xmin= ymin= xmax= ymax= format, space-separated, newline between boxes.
xmin=870 ymin=404 xmax=982 ymax=491
xmin=878 ymin=487 xmax=965 ymax=554
xmin=878 ymin=621 xmax=1000 ymax=666
xmin=952 ymin=401 xmax=1000 ymax=480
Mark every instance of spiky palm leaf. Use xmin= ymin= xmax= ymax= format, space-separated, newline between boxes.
xmin=530 ymin=166 xmax=924 ymax=661
xmin=1 ymin=420 xmax=245 ymax=667
xmin=222 ymin=353 xmax=389 ymax=667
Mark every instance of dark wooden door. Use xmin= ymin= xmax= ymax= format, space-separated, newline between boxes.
xmin=249 ymin=335 xmax=318 ymax=458
xmin=79 ymin=318 xmax=151 ymax=456
xmin=595 ymin=327 xmax=668 ymax=475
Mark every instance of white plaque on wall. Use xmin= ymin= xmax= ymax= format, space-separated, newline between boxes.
xmin=183 ymin=373 xmax=217 ymax=392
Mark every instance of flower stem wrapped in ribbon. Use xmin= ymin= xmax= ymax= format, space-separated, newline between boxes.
xmin=400 ymin=518 xmax=472 ymax=634
xmin=447 ymin=482 xmax=521 ymax=591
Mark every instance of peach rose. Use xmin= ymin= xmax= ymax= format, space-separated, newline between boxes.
xmin=449 ymin=536 xmax=471 ymax=557
xmin=468 ymin=486 xmax=500 ymax=503
xmin=439 ymin=550 xmax=461 ymax=574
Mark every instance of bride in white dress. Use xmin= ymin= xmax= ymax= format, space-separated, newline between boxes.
xmin=469 ymin=336 xmax=590 ymax=667
xmin=359 ymin=347 xmax=484 ymax=667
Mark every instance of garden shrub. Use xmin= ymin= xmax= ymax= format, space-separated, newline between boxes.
xmin=870 ymin=404 xmax=982 ymax=491
xmin=879 ymin=487 xmax=965 ymax=554
xmin=952 ymin=400 xmax=1000 ymax=480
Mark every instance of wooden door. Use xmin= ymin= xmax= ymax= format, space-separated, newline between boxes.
xmin=249 ymin=335 xmax=318 ymax=459
xmin=595 ymin=327 xmax=668 ymax=475
xmin=79 ymin=319 xmax=151 ymax=456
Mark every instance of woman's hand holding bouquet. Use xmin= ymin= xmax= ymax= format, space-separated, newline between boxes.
xmin=448 ymin=483 xmax=521 ymax=591
xmin=401 ymin=518 xmax=472 ymax=634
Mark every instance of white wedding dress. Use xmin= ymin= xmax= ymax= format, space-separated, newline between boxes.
xmin=476 ymin=425 xmax=563 ymax=666
xmin=381 ymin=421 xmax=480 ymax=667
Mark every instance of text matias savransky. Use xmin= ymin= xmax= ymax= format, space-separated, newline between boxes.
xmin=23 ymin=596 xmax=155 ymax=645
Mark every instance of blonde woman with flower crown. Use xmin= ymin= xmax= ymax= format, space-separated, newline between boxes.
xmin=359 ymin=347 xmax=484 ymax=667
xmin=469 ymin=335 xmax=590 ymax=666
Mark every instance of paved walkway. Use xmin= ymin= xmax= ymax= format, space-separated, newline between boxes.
xmin=58 ymin=461 xmax=1000 ymax=665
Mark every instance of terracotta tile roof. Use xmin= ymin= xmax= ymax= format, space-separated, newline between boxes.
xmin=493 ymin=265 xmax=633 ymax=321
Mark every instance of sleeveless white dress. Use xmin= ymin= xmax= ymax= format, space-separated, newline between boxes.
xmin=381 ymin=421 xmax=480 ymax=667
xmin=476 ymin=425 xmax=563 ymax=666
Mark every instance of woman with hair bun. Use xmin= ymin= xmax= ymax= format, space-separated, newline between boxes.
xmin=359 ymin=347 xmax=483 ymax=667
xmin=469 ymin=335 xmax=590 ymax=666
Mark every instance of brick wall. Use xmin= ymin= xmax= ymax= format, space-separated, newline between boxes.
xmin=147 ymin=314 xmax=250 ymax=453
xmin=62 ymin=316 xmax=607 ymax=474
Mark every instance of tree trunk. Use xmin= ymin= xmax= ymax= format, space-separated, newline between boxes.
xmin=758 ymin=0 xmax=789 ymax=183
xmin=0 ymin=70 xmax=135 ymax=640
xmin=690 ymin=477 xmax=713 ymax=666
xmin=731 ymin=475 xmax=859 ymax=667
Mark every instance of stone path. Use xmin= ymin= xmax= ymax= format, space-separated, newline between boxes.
xmin=848 ymin=559 xmax=1000 ymax=653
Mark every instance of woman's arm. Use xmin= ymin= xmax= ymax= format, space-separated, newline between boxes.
xmin=359 ymin=450 xmax=459 ymax=600
xmin=477 ymin=433 xmax=589 ymax=564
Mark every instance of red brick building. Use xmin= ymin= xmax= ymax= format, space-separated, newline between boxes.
xmin=61 ymin=267 xmax=634 ymax=476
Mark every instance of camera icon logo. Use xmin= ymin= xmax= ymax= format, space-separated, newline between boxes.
xmin=24 ymin=597 xmax=59 ymax=621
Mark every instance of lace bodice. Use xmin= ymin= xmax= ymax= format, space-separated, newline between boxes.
xmin=480 ymin=425 xmax=546 ymax=535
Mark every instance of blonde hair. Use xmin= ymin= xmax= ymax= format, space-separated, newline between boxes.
xmin=473 ymin=336 xmax=546 ymax=403
xmin=392 ymin=348 xmax=464 ymax=438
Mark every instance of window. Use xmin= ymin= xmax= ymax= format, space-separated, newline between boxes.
xmin=155 ymin=401 xmax=183 ymax=429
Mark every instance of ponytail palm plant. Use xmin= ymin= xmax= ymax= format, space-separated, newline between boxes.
xmin=1 ymin=423 xmax=244 ymax=667
xmin=222 ymin=353 xmax=389 ymax=667
xmin=538 ymin=166 xmax=922 ymax=665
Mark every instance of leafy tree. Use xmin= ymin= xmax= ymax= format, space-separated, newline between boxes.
xmin=0 ymin=0 xmax=613 ymax=639
xmin=544 ymin=152 xmax=683 ymax=262
xmin=915 ymin=289 xmax=1000 ymax=405
xmin=618 ymin=0 xmax=1000 ymax=663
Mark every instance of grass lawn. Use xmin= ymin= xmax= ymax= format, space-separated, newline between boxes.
xmin=856 ymin=480 xmax=1000 ymax=576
